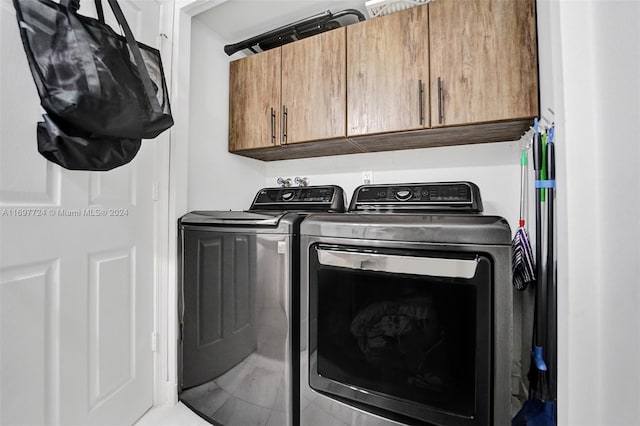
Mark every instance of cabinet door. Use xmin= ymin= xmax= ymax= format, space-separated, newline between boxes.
xmin=347 ymin=6 xmax=429 ymax=137
xmin=429 ymin=0 xmax=538 ymax=127
xmin=281 ymin=28 xmax=346 ymax=144
xmin=229 ymin=48 xmax=281 ymax=151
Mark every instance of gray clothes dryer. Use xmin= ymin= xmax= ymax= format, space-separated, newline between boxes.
xmin=299 ymin=182 xmax=513 ymax=426
xmin=178 ymin=185 xmax=345 ymax=426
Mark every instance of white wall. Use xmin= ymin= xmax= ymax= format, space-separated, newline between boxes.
xmin=551 ymin=1 xmax=640 ymax=425
xmin=187 ymin=17 xmax=266 ymax=211
xmin=265 ymin=141 xmax=523 ymax=224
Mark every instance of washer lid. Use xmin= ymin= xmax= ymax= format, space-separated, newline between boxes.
xmin=301 ymin=213 xmax=511 ymax=245
xmin=180 ymin=210 xmax=286 ymax=226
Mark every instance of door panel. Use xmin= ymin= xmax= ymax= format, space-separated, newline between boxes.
xmin=429 ymin=0 xmax=538 ymax=126
xmin=88 ymin=248 xmax=136 ymax=409
xmin=0 ymin=0 xmax=165 ymax=424
xmin=0 ymin=0 xmax=61 ymax=206
xmin=0 ymin=260 xmax=58 ymax=426
xmin=281 ymin=28 xmax=346 ymax=144
xmin=347 ymin=6 xmax=429 ymax=136
xmin=229 ymin=49 xmax=281 ymax=151
xmin=89 ymin=167 xmax=137 ymax=206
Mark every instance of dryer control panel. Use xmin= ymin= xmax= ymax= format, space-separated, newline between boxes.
xmin=349 ymin=182 xmax=483 ymax=213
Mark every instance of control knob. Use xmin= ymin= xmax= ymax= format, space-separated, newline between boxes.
xmin=282 ymin=191 xmax=295 ymax=201
xmin=395 ymin=189 xmax=412 ymax=201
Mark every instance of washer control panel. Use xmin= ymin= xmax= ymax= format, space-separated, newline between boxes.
xmin=250 ymin=185 xmax=346 ymax=212
xmin=350 ymin=182 xmax=482 ymax=213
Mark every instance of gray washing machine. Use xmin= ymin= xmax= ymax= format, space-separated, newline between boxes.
xmin=300 ymin=182 xmax=513 ymax=426
xmin=178 ymin=185 xmax=345 ymax=426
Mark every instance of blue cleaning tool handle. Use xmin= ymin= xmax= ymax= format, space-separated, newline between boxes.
xmin=535 ymin=180 xmax=555 ymax=189
xmin=532 ymin=346 xmax=548 ymax=371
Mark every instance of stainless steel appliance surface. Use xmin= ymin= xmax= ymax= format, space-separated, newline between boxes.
xmin=178 ymin=185 xmax=345 ymax=426
xmin=300 ymin=182 xmax=513 ymax=426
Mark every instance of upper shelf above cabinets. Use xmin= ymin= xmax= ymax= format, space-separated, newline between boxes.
xmin=228 ymin=0 xmax=539 ymax=161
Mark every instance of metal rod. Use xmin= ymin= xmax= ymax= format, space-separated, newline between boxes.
xmin=223 ymin=9 xmax=365 ymax=56
xmin=437 ymin=77 xmax=443 ymax=125
xmin=418 ymin=79 xmax=424 ymax=126
xmin=281 ymin=105 xmax=288 ymax=143
xmin=270 ymin=107 xmax=276 ymax=144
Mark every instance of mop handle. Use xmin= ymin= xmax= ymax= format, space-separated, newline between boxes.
xmin=519 ymin=149 xmax=528 ymax=227
xmin=532 ymin=121 xmax=547 ymax=349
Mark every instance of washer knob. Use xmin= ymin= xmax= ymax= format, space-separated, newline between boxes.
xmin=282 ymin=191 xmax=295 ymax=201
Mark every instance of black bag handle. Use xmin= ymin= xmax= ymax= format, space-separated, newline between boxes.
xmin=106 ymin=0 xmax=162 ymax=114
xmin=59 ymin=0 xmax=162 ymax=114
xmin=60 ymin=0 xmax=80 ymax=12
xmin=95 ymin=0 xmax=105 ymax=23
xmin=59 ymin=0 xmax=105 ymax=23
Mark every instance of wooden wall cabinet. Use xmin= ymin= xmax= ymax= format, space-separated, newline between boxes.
xmin=229 ymin=28 xmax=346 ymax=153
xmin=229 ymin=0 xmax=539 ymax=161
xmin=346 ymin=5 xmax=429 ymax=136
xmin=429 ymin=0 xmax=538 ymax=127
xmin=281 ymin=28 xmax=346 ymax=144
xmin=228 ymin=48 xmax=280 ymax=151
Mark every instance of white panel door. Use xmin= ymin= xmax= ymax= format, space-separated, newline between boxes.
xmin=0 ymin=0 xmax=168 ymax=424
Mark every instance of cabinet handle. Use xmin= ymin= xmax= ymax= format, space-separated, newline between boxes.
xmin=281 ymin=105 xmax=288 ymax=144
xmin=270 ymin=107 xmax=276 ymax=144
xmin=437 ymin=77 xmax=443 ymax=125
xmin=418 ymin=79 xmax=424 ymax=126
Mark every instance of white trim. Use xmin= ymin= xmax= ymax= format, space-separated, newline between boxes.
xmin=152 ymin=0 xmax=176 ymax=408
xmin=154 ymin=0 xmax=229 ymax=407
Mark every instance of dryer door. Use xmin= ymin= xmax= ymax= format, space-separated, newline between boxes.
xmin=307 ymin=244 xmax=493 ymax=426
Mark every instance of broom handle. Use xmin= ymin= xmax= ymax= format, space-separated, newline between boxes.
xmin=546 ymin=136 xmax=557 ymax=399
xmin=519 ymin=149 xmax=527 ymax=226
xmin=533 ymin=130 xmax=547 ymax=350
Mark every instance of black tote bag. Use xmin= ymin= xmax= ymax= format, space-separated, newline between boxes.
xmin=37 ymin=114 xmax=141 ymax=171
xmin=14 ymin=0 xmax=173 ymax=140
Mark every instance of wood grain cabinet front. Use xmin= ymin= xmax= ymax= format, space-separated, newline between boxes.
xmin=229 ymin=28 xmax=346 ymax=153
xmin=228 ymin=0 xmax=539 ymax=161
xmin=281 ymin=27 xmax=346 ymax=144
xmin=228 ymin=48 xmax=280 ymax=151
xmin=429 ymin=0 xmax=538 ymax=127
xmin=346 ymin=5 xmax=429 ymax=137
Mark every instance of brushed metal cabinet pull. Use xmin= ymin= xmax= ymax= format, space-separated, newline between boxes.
xmin=281 ymin=105 xmax=288 ymax=143
xmin=437 ymin=77 xmax=443 ymax=125
xmin=270 ymin=107 xmax=276 ymax=144
xmin=418 ymin=79 xmax=424 ymax=126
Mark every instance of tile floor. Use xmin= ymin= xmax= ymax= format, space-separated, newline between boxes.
xmin=178 ymin=350 xmax=288 ymax=426
xmin=134 ymin=402 xmax=210 ymax=426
